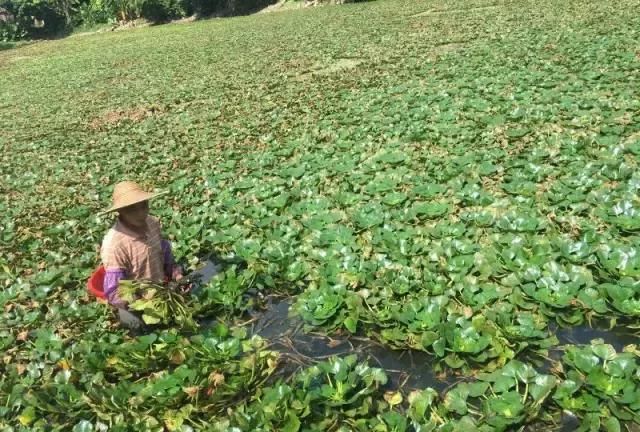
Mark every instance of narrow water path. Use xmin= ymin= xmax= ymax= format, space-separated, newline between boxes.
xmin=192 ymin=259 xmax=639 ymax=396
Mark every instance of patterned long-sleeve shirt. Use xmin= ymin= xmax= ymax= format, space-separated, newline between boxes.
xmin=100 ymin=216 xmax=177 ymax=307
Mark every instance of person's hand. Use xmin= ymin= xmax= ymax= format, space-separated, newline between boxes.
xmin=172 ymin=266 xmax=183 ymax=281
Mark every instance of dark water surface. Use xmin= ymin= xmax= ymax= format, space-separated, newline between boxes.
xmin=192 ymin=258 xmax=639 ymax=430
xmin=554 ymin=323 xmax=638 ymax=350
xmin=192 ymin=259 xmax=453 ymax=389
xmin=248 ymin=297 xmax=454 ymax=391
xmin=244 ymin=297 xmax=638 ymax=431
xmin=193 ymin=260 xmax=639 ymax=389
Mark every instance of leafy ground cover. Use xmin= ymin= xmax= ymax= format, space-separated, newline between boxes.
xmin=1 ymin=0 xmax=640 ymax=429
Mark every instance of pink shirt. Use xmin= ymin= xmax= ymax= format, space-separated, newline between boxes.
xmin=100 ymin=216 xmax=175 ymax=307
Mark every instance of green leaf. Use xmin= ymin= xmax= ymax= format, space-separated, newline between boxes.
xmin=354 ymin=205 xmax=384 ymax=228
xmin=592 ymin=343 xmax=616 ymax=361
xmin=266 ymin=193 xmax=290 ymax=209
xmin=408 ymin=388 xmax=438 ymax=419
xmin=444 ymin=385 xmax=469 ymax=415
xmin=485 ymin=391 xmax=525 ymax=421
xmin=18 ymin=406 xmax=36 ymax=426
xmin=603 ymin=417 xmax=621 ymax=432
xmin=529 ymin=375 xmax=557 ymax=403
xmin=412 ymin=183 xmax=445 ymax=198
xmin=412 ymin=202 xmax=450 ymax=219
xmin=142 ymin=313 xmax=162 ymax=325
xmin=283 ymin=412 xmax=301 ymax=432
xmin=382 ymin=192 xmax=408 ymax=206
xmin=377 ymin=151 xmax=407 ymax=165
xmin=344 ymin=316 xmax=357 ymax=333
xmin=467 ymin=381 xmax=490 ymax=398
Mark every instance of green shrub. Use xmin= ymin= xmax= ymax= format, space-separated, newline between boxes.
xmin=0 ymin=21 xmax=26 ymax=41
xmin=103 ymin=0 xmax=144 ymax=21
xmin=140 ymin=0 xmax=187 ymax=22
xmin=0 ymin=0 xmax=69 ymax=39
xmin=74 ymin=0 xmax=113 ymax=26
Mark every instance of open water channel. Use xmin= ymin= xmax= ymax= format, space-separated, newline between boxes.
xmin=191 ymin=259 xmax=639 ymax=430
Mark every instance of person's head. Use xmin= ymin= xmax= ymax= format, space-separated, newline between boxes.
xmin=117 ymin=200 xmax=149 ymax=229
xmin=100 ymin=181 xmax=165 ymax=222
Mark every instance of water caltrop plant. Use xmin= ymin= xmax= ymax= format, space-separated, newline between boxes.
xmin=1 ymin=0 xmax=640 ymax=429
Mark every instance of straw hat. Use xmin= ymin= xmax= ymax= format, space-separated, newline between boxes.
xmin=100 ymin=181 xmax=166 ymax=215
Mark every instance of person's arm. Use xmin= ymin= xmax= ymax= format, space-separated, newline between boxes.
xmin=161 ymin=239 xmax=182 ymax=280
xmin=103 ymin=269 xmax=127 ymax=308
xmin=101 ymin=234 xmax=130 ymax=307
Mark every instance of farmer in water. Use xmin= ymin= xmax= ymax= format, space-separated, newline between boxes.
xmin=99 ymin=181 xmax=182 ymax=329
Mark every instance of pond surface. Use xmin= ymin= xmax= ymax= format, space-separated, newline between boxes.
xmin=192 ymin=259 xmax=454 ymax=389
xmin=554 ymin=322 xmax=638 ymax=350
xmin=248 ymin=296 xmax=454 ymax=391
xmin=192 ymin=258 xmax=639 ymax=410
xmin=245 ymin=296 xmax=639 ymax=388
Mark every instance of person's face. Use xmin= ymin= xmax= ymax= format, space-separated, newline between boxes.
xmin=118 ymin=201 xmax=149 ymax=228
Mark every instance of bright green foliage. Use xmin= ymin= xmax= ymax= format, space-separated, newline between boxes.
xmin=119 ymin=279 xmax=197 ymax=328
xmin=1 ymin=0 xmax=640 ymax=429
xmin=1 ymin=325 xmax=278 ymax=429
xmin=406 ymin=344 xmax=640 ymax=431
xmin=407 ymin=360 xmax=558 ymax=431
xmin=219 ymin=355 xmax=394 ymax=432
xmin=193 ymin=264 xmax=257 ymax=316
xmin=554 ymin=341 xmax=640 ymax=430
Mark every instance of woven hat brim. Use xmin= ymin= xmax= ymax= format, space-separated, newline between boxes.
xmin=98 ymin=190 xmax=167 ymax=216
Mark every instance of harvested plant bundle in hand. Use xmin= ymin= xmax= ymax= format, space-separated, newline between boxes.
xmin=119 ymin=280 xmax=197 ymax=329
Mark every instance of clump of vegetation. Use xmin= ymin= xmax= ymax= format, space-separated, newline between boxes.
xmin=1 ymin=324 xmax=279 ymax=429
xmin=220 ymin=355 xmax=396 ymax=431
xmin=119 ymin=279 xmax=198 ymax=329
xmin=1 ymin=0 xmax=640 ymax=429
